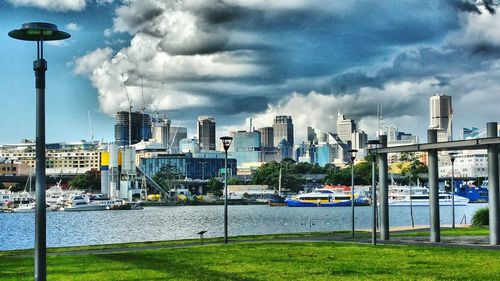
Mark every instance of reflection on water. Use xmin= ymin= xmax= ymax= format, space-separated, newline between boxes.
xmin=0 ymin=203 xmax=487 ymax=250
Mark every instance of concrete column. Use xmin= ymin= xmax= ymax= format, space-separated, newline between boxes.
xmin=427 ymin=129 xmax=440 ymax=243
xmin=487 ymin=122 xmax=499 ymax=245
xmin=378 ymin=135 xmax=389 ymax=240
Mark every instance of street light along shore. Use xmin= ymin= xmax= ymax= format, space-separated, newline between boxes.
xmin=220 ymin=136 xmax=233 ymax=244
xmin=8 ymin=22 xmax=70 ymax=281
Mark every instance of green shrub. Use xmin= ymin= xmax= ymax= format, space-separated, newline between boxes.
xmin=471 ymin=207 xmax=489 ymax=227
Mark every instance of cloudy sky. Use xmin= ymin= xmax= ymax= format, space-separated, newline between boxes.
xmin=1 ymin=0 xmax=499 ymax=145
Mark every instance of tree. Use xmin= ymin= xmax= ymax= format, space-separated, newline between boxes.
xmin=251 ymin=160 xmax=303 ymax=193
xmin=207 ymin=177 xmax=223 ymax=197
xmin=153 ymin=164 xmax=184 ymax=193
xmin=69 ymin=170 xmax=100 ymax=190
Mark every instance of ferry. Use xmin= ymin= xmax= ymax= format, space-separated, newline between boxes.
xmin=454 ymin=181 xmax=488 ymax=203
xmin=285 ymin=188 xmax=369 ymax=207
xmin=388 ymin=186 xmax=469 ymax=206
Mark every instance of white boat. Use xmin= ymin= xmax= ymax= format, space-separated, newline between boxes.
xmin=61 ymin=194 xmax=124 ymax=211
xmin=11 ymin=202 xmax=36 ymax=212
xmin=286 ymin=188 xmax=369 ymax=207
xmin=388 ymin=186 xmax=469 ymax=206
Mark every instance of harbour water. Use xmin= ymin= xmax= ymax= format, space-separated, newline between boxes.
xmin=0 ymin=203 xmax=487 ymax=250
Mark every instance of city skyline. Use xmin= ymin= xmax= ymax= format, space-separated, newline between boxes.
xmin=2 ymin=1 xmax=500 ymax=144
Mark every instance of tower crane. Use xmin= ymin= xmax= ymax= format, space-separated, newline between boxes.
xmin=120 ymin=73 xmax=133 ymax=146
xmin=140 ymin=75 xmax=147 ymax=141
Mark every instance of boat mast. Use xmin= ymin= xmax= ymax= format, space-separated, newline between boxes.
xmin=278 ymin=167 xmax=282 ymax=197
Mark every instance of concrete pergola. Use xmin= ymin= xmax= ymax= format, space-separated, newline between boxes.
xmin=373 ymin=122 xmax=500 ymax=245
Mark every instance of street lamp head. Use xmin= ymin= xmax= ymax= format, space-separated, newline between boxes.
xmin=348 ymin=149 xmax=358 ymax=162
xmin=220 ymin=136 xmax=233 ymax=152
xmin=448 ymin=151 xmax=459 ymax=163
xmin=9 ymin=22 xmax=70 ymax=41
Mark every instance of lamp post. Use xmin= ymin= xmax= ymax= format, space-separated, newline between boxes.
xmin=220 ymin=136 xmax=233 ymax=244
xmin=368 ymin=140 xmax=381 ymax=246
xmin=449 ymin=152 xmax=458 ymax=229
xmin=348 ymin=149 xmax=358 ymax=237
xmin=8 ymin=22 xmax=70 ymax=281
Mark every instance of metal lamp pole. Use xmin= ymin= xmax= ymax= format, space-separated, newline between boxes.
xmin=368 ymin=140 xmax=381 ymax=246
xmin=220 ymin=136 xmax=233 ymax=244
xmin=449 ymin=152 xmax=458 ymax=229
xmin=348 ymin=149 xmax=358 ymax=237
xmin=8 ymin=22 xmax=70 ymax=281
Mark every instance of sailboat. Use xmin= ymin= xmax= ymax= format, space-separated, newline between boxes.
xmin=268 ymin=168 xmax=286 ymax=206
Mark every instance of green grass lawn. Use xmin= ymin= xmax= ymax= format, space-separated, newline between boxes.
xmin=1 ymin=241 xmax=499 ymax=281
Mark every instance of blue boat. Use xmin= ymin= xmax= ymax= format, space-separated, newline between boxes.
xmin=454 ymin=181 xmax=488 ymax=203
xmin=285 ymin=188 xmax=369 ymax=207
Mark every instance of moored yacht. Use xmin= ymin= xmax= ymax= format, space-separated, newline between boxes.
xmin=388 ymin=186 xmax=469 ymax=206
xmin=286 ymin=188 xmax=369 ymax=207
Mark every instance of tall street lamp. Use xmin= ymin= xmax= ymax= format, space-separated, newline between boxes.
xmin=9 ymin=22 xmax=70 ymax=281
xmin=220 ymin=136 xmax=233 ymax=244
xmin=449 ymin=152 xmax=459 ymax=229
xmin=348 ymin=149 xmax=358 ymax=237
xmin=368 ymin=140 xmax=381 ymax=246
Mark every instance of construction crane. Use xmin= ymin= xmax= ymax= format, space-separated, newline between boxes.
xmin=140 ymin=75 xmax=147 ymax=141
xmin=120 ymin=73 xmax=133 ymax=147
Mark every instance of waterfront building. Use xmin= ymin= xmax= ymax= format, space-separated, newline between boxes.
xmin=272 ymin=115 xmax=294 ymax=148
xmin=0 ymin=140 xmax=100 ymax=175
xmin=115 ymin=111 xmax=152 ymax=146
xmin=197 ymin=116 xmax=216 ymax=151
xmin=429 ymin=94 xmax=452 ymax=142
xmin=169 ymin=126 xmax=188 ymax=153
xmin=139 ymin=153 xmax=236 ymax=180
xmin=151 ymin=116 xmax=170 ymax=149
xmin=257 ymin=127 xmax=274 ymax=148
xmin=277 ymin=139 xmax=292 ymax=161
xmin=337 ymin=113 xmax=356 ymax=147
xmin=438 ymin=150 xmax=488 ymax=178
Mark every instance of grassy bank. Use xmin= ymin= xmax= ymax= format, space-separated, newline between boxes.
xmin=1 ymin=240 xmax=498 ymax=280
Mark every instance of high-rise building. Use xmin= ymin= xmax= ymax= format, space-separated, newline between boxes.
xmin=197 ymin=116 xmax=216 ymax=151
xmin=429 ymin=94 xmax=452 ymax=142
xmin=460 ymin=127 xmax=480 ymax=140
xmin=258 ymin=127 xmax=274 ymax=148
xmin=336 ymin=113 xmax=356 ymax=147
xmin=229 ymin=130 xmax=262 ymax=166
xmin=169 ymin=126 xmax=187 ymax=153
xmin=272 ymin=115 xmax=294 ymax=147
xmin=115 ymin=111 xmax=152 ymax=146
xmin=151 ymin=117 xmax=170 ymax=149
xmin=307 ymin=127 xmax=327 ymax=144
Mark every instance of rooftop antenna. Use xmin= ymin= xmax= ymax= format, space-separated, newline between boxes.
xmin=120 ymin=73 xmax=133 ymax=147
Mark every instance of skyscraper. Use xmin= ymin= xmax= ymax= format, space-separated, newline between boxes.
xmin=258 ymin=127 xmax=274 ymax=148
xmin=429 ymin=94 xmax=452 ymax=142
xmin=272 ymin=115 xmax=294 ymax=147
xmin=151 ymin=116 xmax=170 ymax=149
xmin=197 ymin=116 xmax=216 ymax=151
xmin=336 ymin=113 xmax=356 ymax=147
xmin=169 ymin=126 xmax=187 ymax=153
xmin=115 ymin=111 xmax=152 ymax=146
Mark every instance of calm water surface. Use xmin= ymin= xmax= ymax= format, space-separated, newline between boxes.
xmin=0 ymin=204 xmax=487 ymax=250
